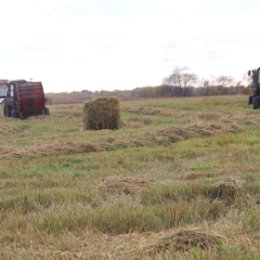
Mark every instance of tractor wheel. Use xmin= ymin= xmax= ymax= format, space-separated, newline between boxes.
xmin=45 ymin=108 xmax=50 ymax=116
xmin=3 ymin=105 xmax=11 ymax=117
xmin=42 ymin=107 xmax=50 ymax=116
xmin=19 ymin=111 xmax=26 ymax=120
xmin=11 ymin=109 xmax=18 ymax=118
xmin=253 ymin=97 xmax=260 ymax=109
xmin=3 ymin=106 xmax=7 ymax=116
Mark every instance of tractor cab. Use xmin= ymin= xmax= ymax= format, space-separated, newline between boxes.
xmin=0 ymin=83 xmax=8 ymax=104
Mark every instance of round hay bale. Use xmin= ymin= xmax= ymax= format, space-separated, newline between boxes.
xmin=83 ymin=97 xmax=121 ymax=130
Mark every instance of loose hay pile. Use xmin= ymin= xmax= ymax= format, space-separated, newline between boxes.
xmin=83 ymin=97 xmax=121 ymax=130
xmin=151 ymin=230 xmax=223 ymax=252
xmin=210 ymin=178 xmax=245 ymax=204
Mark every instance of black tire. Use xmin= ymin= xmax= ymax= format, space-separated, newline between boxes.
xmin=3 ymin=106 xmax=7 ymax=117
xmin=3 ymin=105 xmax=11 ymax=117
xmin=11 ymin=109 xmax=18 ymax=118
xmin=253 ymin=97 xmax=259 ymax=110
xmin=248 ymin=96 xmax=253 ymax=105
xmin=19 ymin=111 xmax=26 ymax=120
xmin=45 ymin=107 xmax=50 ymax=116
xmin=42 ymin=107 xmax=50 ymax=116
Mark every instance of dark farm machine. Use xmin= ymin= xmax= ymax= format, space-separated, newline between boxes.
xmin=248 ymin=67 xmax=260 ymax=109
xmin=0 ymin=80 xmax=49 ymax=119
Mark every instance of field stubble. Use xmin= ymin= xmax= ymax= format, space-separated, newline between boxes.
xmin=0 ymin=96 xmax=259 ymax=259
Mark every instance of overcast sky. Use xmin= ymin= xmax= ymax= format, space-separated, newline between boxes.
xmin=0 ymin=0 xmax=260 ymax=92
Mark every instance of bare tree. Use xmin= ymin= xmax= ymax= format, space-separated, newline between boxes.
xmin=215 ymin=75 xmax=234 ymax=87
xmin=182 ymin=72 xmax=197 ymax=88
xmin=163 ymin=67 xmax=197 ymax=88
xmin=199 ymin=78 xmax=210 ymax=96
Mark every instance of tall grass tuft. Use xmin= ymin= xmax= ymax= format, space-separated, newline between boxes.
xmin=141 ymin=182 xmax=210 ymax=205
xmin=35 ymin=197 xmax=225 ymax=235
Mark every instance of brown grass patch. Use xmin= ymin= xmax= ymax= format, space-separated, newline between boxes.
xmin=0 ymin=124 xmax=28 ymax=134
xmin=99 ymin=176 xmax=154 ymax=194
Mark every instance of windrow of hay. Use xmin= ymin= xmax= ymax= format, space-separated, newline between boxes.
xmin=148 ymin=230 xmax=224 ymax=252
xmin=124 ymin=106 xmax=173 ymax=116
xmin=83 ymin=97 xmax=121 ymax=130
xmin=0 ymin=125 xmax=240 ymax=159
xmin=99 ymin=176 xmax=154 ymax=194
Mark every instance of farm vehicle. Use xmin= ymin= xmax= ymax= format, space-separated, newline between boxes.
xmin=0 ymin=80 xmax=49 ymax=119
xmin=248 ymin=67 xmax=260 ymax=109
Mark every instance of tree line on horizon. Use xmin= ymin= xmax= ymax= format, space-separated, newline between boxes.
xmin=46 ymin=67 xmax=252 ymax=104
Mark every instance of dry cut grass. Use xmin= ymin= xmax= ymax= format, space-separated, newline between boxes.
xmin=0 ymin=96 xmax=259 ymax=259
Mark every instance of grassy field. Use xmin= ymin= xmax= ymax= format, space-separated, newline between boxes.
xmin=0 ymin=95 xmax=259 ymax=259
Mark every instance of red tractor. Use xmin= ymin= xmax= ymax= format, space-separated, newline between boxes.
xmin=0 ymin=80 xmax=49 ymax=119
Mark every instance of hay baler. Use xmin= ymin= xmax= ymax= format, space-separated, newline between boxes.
xmin=248 ymin=67 xmax=260 ymax=109
xmin=0 ymin=80 xmax=49 ymax=119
